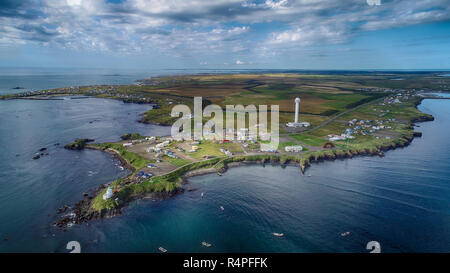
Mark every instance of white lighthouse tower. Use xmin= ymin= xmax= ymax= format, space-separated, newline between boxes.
xmin=294 ymin=97 xmax=300 ymax=124
xmin=286 ymin=97 xmax=310 ymax=128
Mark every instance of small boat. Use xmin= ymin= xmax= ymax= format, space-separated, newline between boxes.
xmin=220 ymin=206 xmax=224 ymax=211
xmin=119 ymin=166 xmax=124 ymax=171
xmin=272 ymin=233 xmax=284 ymax=237
xmin=201 ymin=242 xmax=212 ymax=247
xmin=341 ymin=232 xmax=350 ymax=237
xmin=158 ymin=247 xmax=167 ymax=253
xmin=201 ymin=192 xmax=204 ymax=198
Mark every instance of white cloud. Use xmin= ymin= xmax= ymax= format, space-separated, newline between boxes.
xmin=269 ymin=23 xmax=347 ymax=45
xmin=236 ymin=60 xmax=245 ymax=65
xmin=1 ymin=0 xmax=450 ymax=56
xmin=265 ymin=0 xmax=289 ymax=9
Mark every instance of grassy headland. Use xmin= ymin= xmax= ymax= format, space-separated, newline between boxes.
xmin=19 ymin=72 xmax=443 ymax=226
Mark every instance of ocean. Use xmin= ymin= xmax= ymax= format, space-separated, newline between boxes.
xmin=0 ymin=68 xmax=184 ymax=95
xmin=0 ymin=72 xmax=449 ymax=252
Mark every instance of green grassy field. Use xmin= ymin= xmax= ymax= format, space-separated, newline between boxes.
xmin=92 ymin=143 xmax=153 ymax=169
xmin=187 ymin=140 xmax=243 ymax=159
xmin=163 ymin=155 xmax=191 ymax=167
xmin=289 ymin=134 xmax=326 ymax=147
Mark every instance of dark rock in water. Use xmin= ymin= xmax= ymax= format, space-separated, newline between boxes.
xmin=82 ymin=192 xmax=89 ymax=197
xmin=413 ymin=131 xmax=423 ymax=137
xmin=54 ymin=143 xmax=60 ymax=146
xmin=39 ymin=147 xmax=47 ymax=152
xmin=16 ymin=154 xmax=20 ymax=157
xmin=64 ymin=138 xmax=95 ymax=150
xmin=57 ymin=205 xmax=70 ymax=214
xmin=12 ymin=86 xmax=25 ymax=89
xmin=186 ymin=187 xmax=198 ymax=192
xmin=32 ymin=154 xmax=40 ymax=160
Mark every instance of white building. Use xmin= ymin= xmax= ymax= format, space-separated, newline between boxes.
xmin=103 ymin=187 xmax=113 ymax=200
xmin=328 ymin=134 xmax=346 ymax=141
xmin=286 ymin=121 xmax=310 ymax=128
xmin=155 ymin=140 xmax=170 ymax=149
xmin=285 ymin=145 xmax=303 ymax=152
xmin=286 ymin=97 xmax=310 ymax=128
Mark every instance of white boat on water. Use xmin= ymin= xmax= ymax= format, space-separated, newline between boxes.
xmin=158 ymin=247 xmax=167 ymax=253
xmin=272 ymin=233 xmax=284 ymax=237
xmin=341 ymin=232 xmax=350 ymax=237
xmin=220 ymin=206 xmax=224 ymax=211
xmin=202 ymin=242 xmax=212 ymax=247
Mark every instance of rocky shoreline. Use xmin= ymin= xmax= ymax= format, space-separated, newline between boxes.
xmin=55 ymin=184 xmax=184 ymax=229
xmin=85 ymin=145 xmax=136 ymax=172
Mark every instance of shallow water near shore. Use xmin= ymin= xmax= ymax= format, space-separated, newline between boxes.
xmin=0 ymin=98 xmax=449 ymax=252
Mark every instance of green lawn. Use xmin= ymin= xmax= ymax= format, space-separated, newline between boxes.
xmin=278 ymin=141 xmax=298 ymax=149
xmin=289 ymin=134 xmax=326 ymax=147
xmin=188 ymin=140 xmax=243 ymax=159
xmin=163 ymin=155 xmax=191 ymax=167
xmin=93 ymin=143 xmax=152 ymax=169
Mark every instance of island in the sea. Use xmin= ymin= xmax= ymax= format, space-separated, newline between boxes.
xmin=3 ymin=72 xmax=449 ymax=228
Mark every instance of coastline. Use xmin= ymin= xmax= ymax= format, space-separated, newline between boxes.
xmin=1 ymin=94 xmax=172 ymax=126
xmin=57 ymin=97 xmax=435 ymax=228
xmin=85 ymin=145 xmax=136 ymax=173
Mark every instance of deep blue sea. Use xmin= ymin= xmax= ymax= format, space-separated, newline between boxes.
xmin=0 ymin=71 xmax=449 ymax=253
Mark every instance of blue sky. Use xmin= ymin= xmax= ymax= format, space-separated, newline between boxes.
xmin=1 ymin=0 xmax=450 ymax=70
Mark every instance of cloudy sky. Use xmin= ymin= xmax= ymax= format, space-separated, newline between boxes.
xmin=1 ymin=0 xmax=450 ymax=69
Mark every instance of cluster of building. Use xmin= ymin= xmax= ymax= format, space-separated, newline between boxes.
xmin=145 ymin=138 xmax=183 ymax=159
xmin=358 ymin=87 xmax=396 ymax=93
xmin=327 ymin=117 xmax=396 ymax=141
xmin=380 ymin=91 xmax=418 ymax=106
xmin=145 ymin=140 xmax=171 ymax=152
xmin=328 ymin=133 xmax=354 ymax=142
xmin=136 ymin=170 xmax=154 ymax=179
